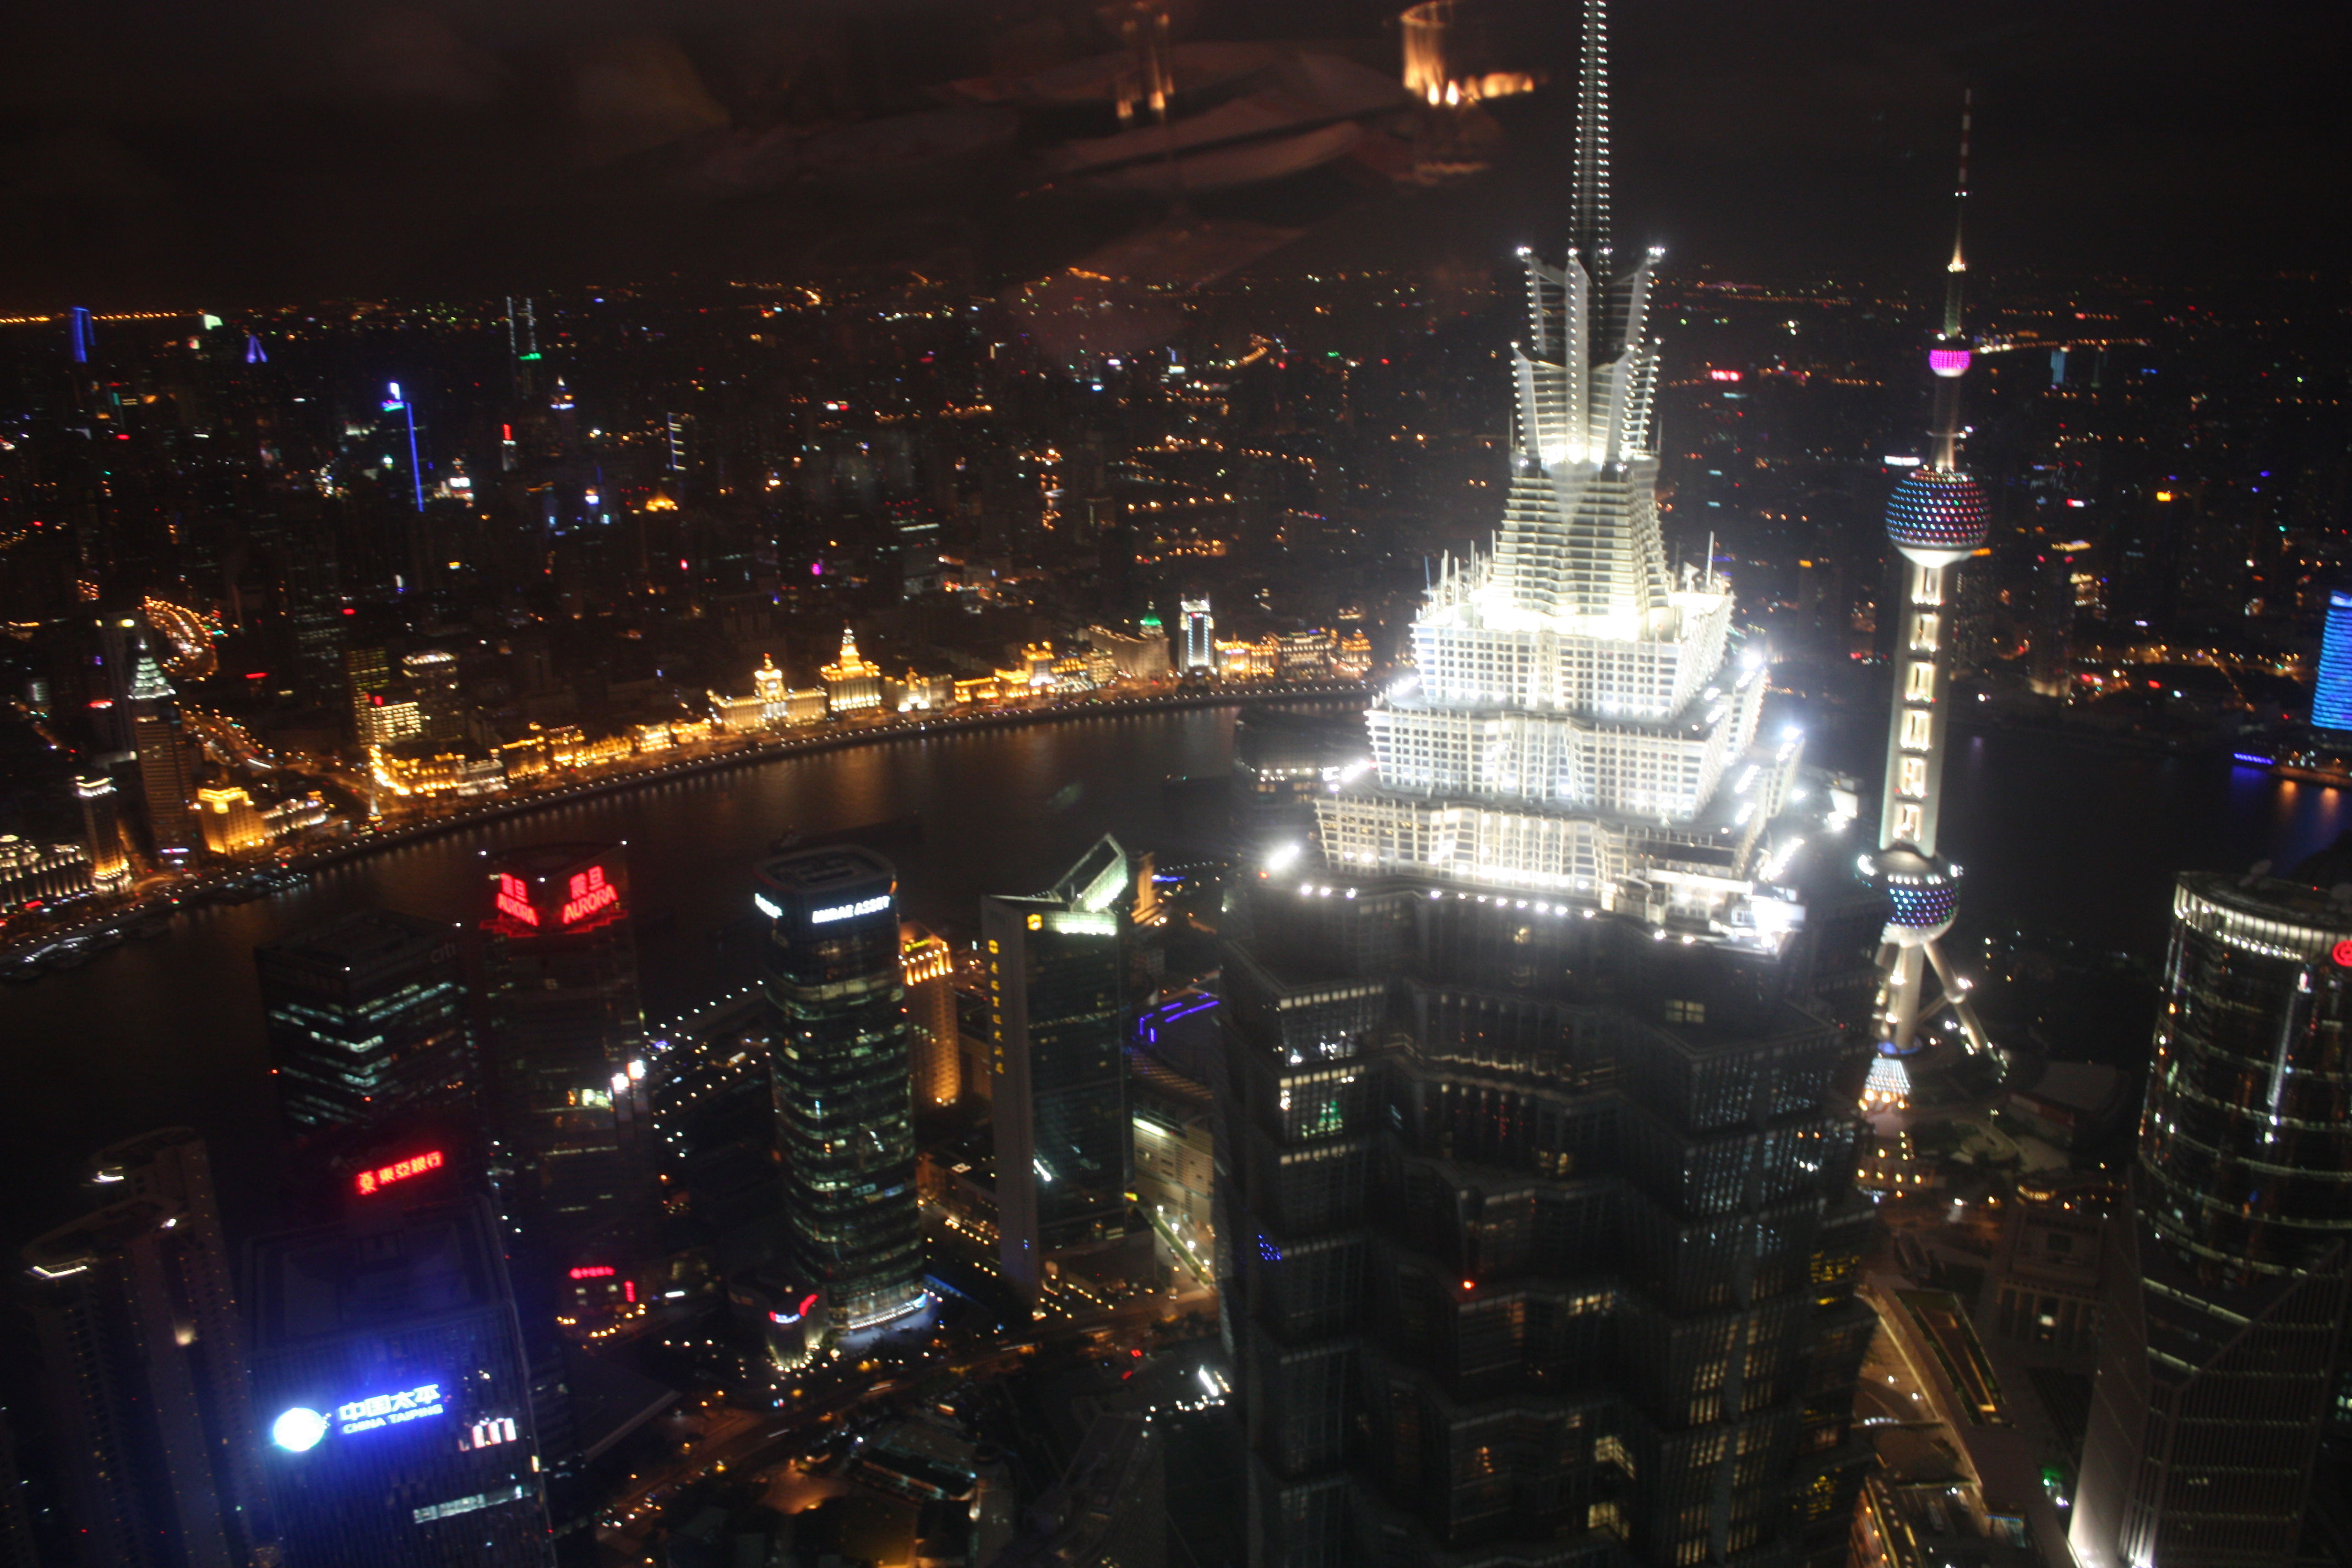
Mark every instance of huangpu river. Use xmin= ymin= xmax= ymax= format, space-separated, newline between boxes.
xmin=6 ymin=699 xmax=2348 ymax=1255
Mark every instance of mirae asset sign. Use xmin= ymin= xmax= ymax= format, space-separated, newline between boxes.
xmin=810 ymin=895 xmax=890 ymax=925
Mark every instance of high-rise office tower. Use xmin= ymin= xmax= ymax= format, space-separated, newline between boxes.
xmin=755 ymin=847 xmax=928 ymax=1334
xmin=479 ymin=845 xmax=656 ymax=1308
xmin=2314 ymin=591 xmax=2352 ymax=731
xmin=903 ymin=922 xmax=960 ymax=1109
xmin=127 ymin=650 xmax=195 ymax=858
xmin=249 ymin=1194 xmax=553 ymax=1567
xmin=78 ymin=772 xmax=130 ymax=890
xmin=404 ymin=650 xmax=467 ymax=745
xmin=22 ymin=1131 xmax=263 ymax=1568
xmin=2071 ymin=871 xmax=2352 ymax=1568
xmin=1220 ymin=8 xmax=1874 ymax=1566
xmin=1861 ymin=93 xmax=1994 ymax=1060
xmin=982 ymin=837 xmax=1137 ymax=1298
xmin=257 ymin=908 xmax=471 ymax=1136
xmin=1314 ymin=6 xmax=1791 ymax=914
xmin=1180 ymin=598 xmax=1215 ymax=671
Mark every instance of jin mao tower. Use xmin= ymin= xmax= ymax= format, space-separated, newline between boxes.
xmin=1219 ymin=9 xmax=1876 ymax=1568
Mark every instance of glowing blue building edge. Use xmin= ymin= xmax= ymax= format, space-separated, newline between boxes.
xmin=2315 ymin=592 xmax=2352 ymax=731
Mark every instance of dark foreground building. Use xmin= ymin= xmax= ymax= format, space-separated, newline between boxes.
xmin=983 ymin=835 xmax=1140 ymax=1298
xmin=1218 ymin=885 xmax=1875 ymax=1568
xmin=257 ymin=907 xmax=470 ymax=1136
xmin=22 ymin=1131 xmax=264 ymax=1568
xmin=478 ymin=843 xmax=656 ymax=1310
xmin=756 ymin=845 xmax=927 ymax=1334
xmin=2071 ymin=872 xmax=2352 ymax=1568
xmin=249 ymin=1195 xmax=552 ymax=1567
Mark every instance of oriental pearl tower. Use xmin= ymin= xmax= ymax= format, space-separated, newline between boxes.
xmin=1864 ymin=93 xmax=1994 ymax=1060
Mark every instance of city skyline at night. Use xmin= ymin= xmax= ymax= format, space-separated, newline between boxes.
xmin=2 ymin=4 xmax=2349 ymax=1568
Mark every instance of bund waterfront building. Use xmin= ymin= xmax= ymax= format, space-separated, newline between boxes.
xmin=257 ymin=908 xmax=471 ymax=1135
xmin=21 ymin=1131 xmax=264 ymax=1568
xmin=249 ymin=1194 xmax=553 ymax=1567
xmin=1218 ymin=8 xmax=1875 ymax=1567
xmin=756 ymin=846 xmax=928 ymax=1333
xmin=2071 ymin=872 xmax=2352 ymax=1568
xmin=982 ymin=836 xmax=1141 ymax=1298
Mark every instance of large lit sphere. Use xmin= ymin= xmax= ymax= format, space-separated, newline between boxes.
xmin=1928 ymin=347 xmax=1972 ymax=378
xmin=1864 ymin=845 xmax=1961 ymax=944
xmin=271 ymin=1407 xmax=329 ymax=1453
xmin=1885 ymin=469 xmax=1988 ymax=565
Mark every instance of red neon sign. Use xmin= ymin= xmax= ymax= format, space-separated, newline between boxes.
xmin=568 ymin=1265 xmax=615 ymax=1280
xmin=2333 ymin=940 xmax=2352 ymax=968
xmin=355 ymin=1149 xmax=444 ymax=1196
xmin=494 ymin=872 xmax=539 ymax=927
xmin=1707 ymin=368 xmax=1743 ymax=382
xmin=558 ymin=865 xmax=619 ymax=926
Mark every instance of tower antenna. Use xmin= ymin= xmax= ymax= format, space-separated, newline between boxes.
xmin=1569 ymin=0 xmax=1611 ymax=270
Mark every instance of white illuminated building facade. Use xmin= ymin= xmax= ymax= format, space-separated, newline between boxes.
xmin=1317 ymin=231 xmax=1794 ymax=917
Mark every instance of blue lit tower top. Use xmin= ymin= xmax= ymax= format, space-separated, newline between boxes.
xmin=2313 ymin=591 xmax=2352 ymax=731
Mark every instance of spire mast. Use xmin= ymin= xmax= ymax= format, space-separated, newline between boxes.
xmin=1570 ymin=0 xmax=1611 ymax=271
xmin=1928 ymin=89 xmax=1973 ymax=473
xmin=1942 ymin=89 xmax=1970 ymax=341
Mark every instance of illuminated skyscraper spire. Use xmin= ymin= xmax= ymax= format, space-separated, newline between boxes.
xmin=1321 ymin=0 xmax=1787 ymax=917
xmin=1866 ymin=91 xmax=1992 ymax=1059
xmin=1569 ymin=0 xmax=1610 ymax=269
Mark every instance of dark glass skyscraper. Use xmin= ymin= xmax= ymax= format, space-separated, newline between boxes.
xmin=22 ymin=1131 xmax=263 ymax=1568
xmin=1218 ymin=890 xmax=1874 ymax=1568
xmin=249 ymin=1195 xmax=553 ymax=1567
xmin=756 ymin=846 xmax=927 ymax=1334
xmin=2071 ymin=872 xmax=2352 ymax=1568
xmin=478 ymin=843 xmax=656 ymax=1310
xmin=257 ymin=908 xmax=470 ymax=1135
xmin=982 ymin=835 xmax=1137 ymax=1297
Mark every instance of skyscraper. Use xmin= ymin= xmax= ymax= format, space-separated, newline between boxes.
xmin=23 ymin=1131 xmax=263 ymax=1568
xmin=755 ymin=846 xmax=927 ymax=1334
xmin=127 ymin=649 xmax=195 ymax=858
xmin=2313 ymin=590 xmax=2352 ymax=731
xmin=1219 ymin=8 xmax=1874 ymax=1565
xmin=257 ymin=908 xmax=471 ymax=1136
xmin=982 ymin=837 xmax=1138 ymax=1298
xmin=78 ymin=772 xmax=130 ymax=891
xmin=249 ymin=1195 xmax=553 ymax=1567
xmin=478 ymin=844 xmax=656 ymax=1311
xmin=1180 ymin=598 xmax=1215 ymax=671
xmin=2070 ymin=871 xmax=2352 ymax=1568
xmin=1312 ymin=138 xmax=1789 ymax=903
xmin=903 ymin=922 xmax=960 ymax=1109
xmin=1861 ymin=91 xmax=1994 ymax=1060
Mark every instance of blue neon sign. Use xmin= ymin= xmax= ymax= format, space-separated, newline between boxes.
xmin=335 ymin=1382 xmax=445 ymax=1435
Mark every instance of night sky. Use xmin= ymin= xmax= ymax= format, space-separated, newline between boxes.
xmin=0 ymin=0 xmax=2341 ymax=308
